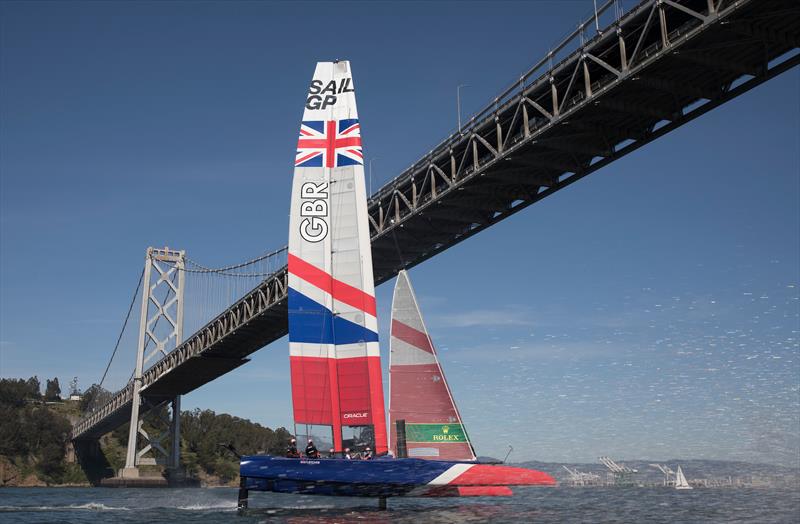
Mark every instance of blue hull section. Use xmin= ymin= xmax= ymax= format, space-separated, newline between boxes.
xmin=240 ymin=455 xmax=457 ymax=497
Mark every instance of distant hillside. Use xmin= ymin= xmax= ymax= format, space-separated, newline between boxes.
xmin=0 ymin=377 xmax=292 ymax=487
xmin=0 ymin=377 xmax=86 ymax=486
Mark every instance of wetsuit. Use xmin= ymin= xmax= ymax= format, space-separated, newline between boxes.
xmin=305 ymin=443 xmax=319 ymax=458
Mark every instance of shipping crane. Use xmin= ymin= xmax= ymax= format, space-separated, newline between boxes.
xmin=599 ymin=456 xmax=637 ymax=486
xmin=562 ymin=466 xmax=602 ymax=487
xmin=649 ymin=463 xmax=676 ymax=486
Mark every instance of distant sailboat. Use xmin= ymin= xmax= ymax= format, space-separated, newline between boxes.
xmin=675 ymin=466 xmax=693 ymax=490
xmin=389 ymin=270 xmax=476 ymax=461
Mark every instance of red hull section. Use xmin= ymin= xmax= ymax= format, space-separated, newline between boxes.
xmin=452 ymin=464 xmax=556 ymax=486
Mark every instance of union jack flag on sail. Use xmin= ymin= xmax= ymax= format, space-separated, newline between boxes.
xmin=296 ymin=119 xmax=363 ymax=168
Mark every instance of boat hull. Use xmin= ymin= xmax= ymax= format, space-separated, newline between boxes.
xmin=240 ymin=455 xmax=555 ymax=497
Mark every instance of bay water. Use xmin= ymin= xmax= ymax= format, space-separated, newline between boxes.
xmin=1 ymin=486 xmax=798 ymax=523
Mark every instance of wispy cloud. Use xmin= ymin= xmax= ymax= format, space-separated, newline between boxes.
xmin=433 ymin=307 xmax=536 ymax=328
xmin=450 ymin=340 xmax=624 ymax=363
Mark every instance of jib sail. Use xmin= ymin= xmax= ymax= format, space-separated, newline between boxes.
xmin=389 ymin=270 xmax=476 ymax=461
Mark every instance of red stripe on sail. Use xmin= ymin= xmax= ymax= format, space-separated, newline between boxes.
xmin=290 ymin=356 xmax=333 ymax=425
xmin=292 ymin=354 xmax=387 ymax=453
xmin=288 ymin=254 xmax=377 ymax=316
xmin=367 ymin=355 xmax=388 ymax=454
xmin=389 ymin=363 xmax=474 ymax=460
xmin=391 ymin=320 xmax=434 ymax=354
xmin=328 ymin=357 xmax=343 ymax=452
xmin=336 ymin=356 xmax=373 ymax=426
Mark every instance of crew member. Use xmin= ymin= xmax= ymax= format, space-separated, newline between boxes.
xmin=305 ymin=439 xmax=319 ymax=458
xmin=286 ymin=438 xmax=299 ymax=458
xmin=362 ymin=446 xmax=373 ymax=460
xmin=344 ymin=447 xmax=353 ymax=460
xmin=328 ymin=448 xmax=336 ymax=458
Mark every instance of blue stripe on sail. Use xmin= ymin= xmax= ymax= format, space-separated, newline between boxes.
xmin=338 ymin=118 xmax=358 ymax=132
xmin=288 ymin=288 xmax=379 ymax=345
xmin=302 ymin=120 xmax=325 ymax=133
xmin=296 ymin=152 xmax=323 ymax=167
xmin=336 ymin=154 xmax=361 ymax=167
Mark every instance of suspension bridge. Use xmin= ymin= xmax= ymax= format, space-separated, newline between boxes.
xmin=70 ymin=0 xmax=799 ymax=481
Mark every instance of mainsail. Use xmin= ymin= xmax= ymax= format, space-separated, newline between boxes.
xmin=389 ymin=270 xmax=476 ymax=461
xmin=288 ymin=61 xmax=387 ymax=454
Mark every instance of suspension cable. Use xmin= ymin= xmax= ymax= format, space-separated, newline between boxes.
xmin=98 ymin=268 xmax=145 ymax=388
xmin=181 ymin=246 xmax=287 ymax=277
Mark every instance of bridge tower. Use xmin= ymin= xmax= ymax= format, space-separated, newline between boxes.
xmin=120 ymin=247 xmax=186 ymax=479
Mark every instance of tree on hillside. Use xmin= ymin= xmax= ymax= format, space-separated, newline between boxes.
xmin=0 ymin=377 xmax=73 ymax=483
xmin=179 ymin=408 xmax=292 ymax=478
xmin=80 ymin=384 xmax=111 ymax=412
xmin=45 ymin=378 xmax=61 ymax=401
xmin=26 ymin=376 xmax=42 ymax=399
xmin=0 ymin=377 xmax=46 ymax=404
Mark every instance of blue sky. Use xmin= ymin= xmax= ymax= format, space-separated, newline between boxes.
xmin=1 ymin=1 xmax=798 ymax=466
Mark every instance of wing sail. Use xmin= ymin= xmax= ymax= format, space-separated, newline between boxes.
xmin=288 ymin=61 xmax=387 ymax=454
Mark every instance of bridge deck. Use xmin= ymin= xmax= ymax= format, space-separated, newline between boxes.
xmin=73 ymin=0 xmax=799 ymax=439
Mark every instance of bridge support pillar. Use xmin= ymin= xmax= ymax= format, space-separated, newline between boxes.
xmin=122 ymin=247 xmax=186 ymax=477
xmin=170 ymin=395 xmax=181 ymax=469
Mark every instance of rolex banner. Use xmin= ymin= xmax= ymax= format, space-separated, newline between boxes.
xmin=405 ymin=423 xmax=467 ymax=443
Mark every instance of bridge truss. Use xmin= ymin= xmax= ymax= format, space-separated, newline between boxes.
xmin=73 ymin=0 xmax=799 ymax=440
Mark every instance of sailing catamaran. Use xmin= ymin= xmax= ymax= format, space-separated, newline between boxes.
xmin=238 ymin=61 xmax=554 ymax=508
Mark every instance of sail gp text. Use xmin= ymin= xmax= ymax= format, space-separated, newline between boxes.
xmin=306 ymin=78 xmax=354 ymax=110
xmin=299 ymin=182 xmax=328 ymax=243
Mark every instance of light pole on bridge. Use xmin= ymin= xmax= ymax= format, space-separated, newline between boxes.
xmin=457 ymin=84 xmax=470 ymax=134
xmin=369 ymin=157 xmax=379 ymax=197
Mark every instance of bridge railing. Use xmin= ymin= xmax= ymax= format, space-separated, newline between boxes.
xmin=369 ymin=0 xmax=627 ymax=204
